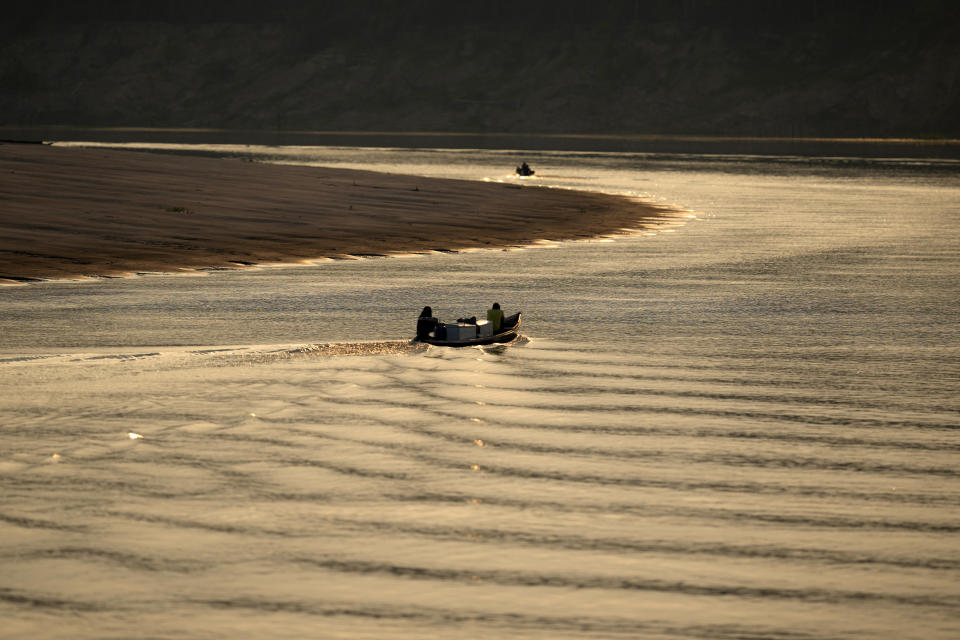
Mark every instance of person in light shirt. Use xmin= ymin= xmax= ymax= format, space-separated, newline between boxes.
xmin=486 ymin=302 xmax=504 ymax=332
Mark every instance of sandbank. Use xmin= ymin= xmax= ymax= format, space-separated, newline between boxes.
xmin=0 ymin=143 xmax=674 ymax=283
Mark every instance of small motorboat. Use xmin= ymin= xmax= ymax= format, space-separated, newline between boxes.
xmin=415 ymin=312 xmax=522 ymax=347
xmin=516 ymin=162 xmax=535 ymax=177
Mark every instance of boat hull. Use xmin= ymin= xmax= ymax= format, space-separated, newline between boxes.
xmin=414 ymin=313 xmax=522 ymax=347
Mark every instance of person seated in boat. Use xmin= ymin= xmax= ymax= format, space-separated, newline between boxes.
xmin=487 ymin=302 xmax=505 ymax=332
xmin=516 ymin=162 xmax=534 ymax=176
xmin=417 ymin=306 xmax=439 ymax=339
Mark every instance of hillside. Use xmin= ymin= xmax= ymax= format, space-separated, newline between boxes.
xmin=2 ymin=1 xmax=958 ymax=138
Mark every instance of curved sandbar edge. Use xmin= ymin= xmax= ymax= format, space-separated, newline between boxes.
xmin=0 ymin=143 xmax=678 ymax=283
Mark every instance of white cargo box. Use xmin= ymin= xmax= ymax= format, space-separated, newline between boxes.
xmin=444 ymin=323 xmax=477 ymax=341
xmin=476 ymin=320 xmax=492 ymax=337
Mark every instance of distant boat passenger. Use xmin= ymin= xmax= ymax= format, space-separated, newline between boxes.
xmin=516 ymin=162 xmax=535 ymax=177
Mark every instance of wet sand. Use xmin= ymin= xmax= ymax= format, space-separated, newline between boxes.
xmin=0 ymin=143 xmax=672 ymax=283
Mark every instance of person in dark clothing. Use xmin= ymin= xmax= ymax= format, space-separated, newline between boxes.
xmin=417 ymin=306 xmax=439 ymax=339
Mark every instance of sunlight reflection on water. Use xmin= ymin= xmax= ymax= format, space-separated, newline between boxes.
xmin=1 ymin=145 xmax=959 ymax=639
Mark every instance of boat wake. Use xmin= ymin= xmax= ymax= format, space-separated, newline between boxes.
xmin=0 ymin=340 xmax=428 ymax=378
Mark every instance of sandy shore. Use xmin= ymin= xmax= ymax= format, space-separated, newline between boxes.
xmin=0 ymin=143 xmax=673 ymax=283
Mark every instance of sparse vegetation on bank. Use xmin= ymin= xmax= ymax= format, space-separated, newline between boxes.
xmin=2 ymin=1 xmax=958 ymax=138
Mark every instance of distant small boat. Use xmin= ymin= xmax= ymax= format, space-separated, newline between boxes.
xmin=415 ymin=312 xmax=522 ymax=347
xmin=516 ymin=162 xmax=535 ymax=177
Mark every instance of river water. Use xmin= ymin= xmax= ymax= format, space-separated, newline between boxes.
xmin=1 ymin=144 xmax=959 ymax=639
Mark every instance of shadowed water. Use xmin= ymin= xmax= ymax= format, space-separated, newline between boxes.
xmin=1 ymin=145 xmax=958 ymax=639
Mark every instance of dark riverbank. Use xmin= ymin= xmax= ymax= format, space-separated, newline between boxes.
xmin=3 ymin=1 xmax=958 ymax=139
